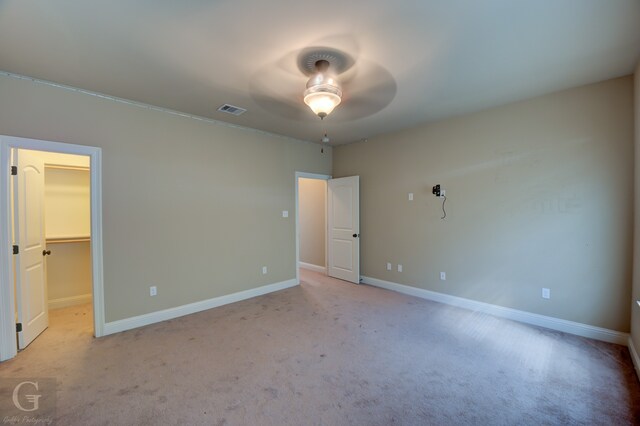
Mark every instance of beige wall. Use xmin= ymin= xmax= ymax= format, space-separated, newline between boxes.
xmin=334 ymin=76 xmax=634 ymax=332
xmin=299 ymin=178 xmax=326 ymax=267
xmin=0 ymin=73 xmax=331 ymax=322
xmin=632 ymin=65 xmax=640 ymax=350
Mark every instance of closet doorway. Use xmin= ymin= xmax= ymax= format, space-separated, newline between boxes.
xmin=0 ymin=135 xmax=104 ymax=362
xmin=295 ymin=172 xmax=330 ymax=283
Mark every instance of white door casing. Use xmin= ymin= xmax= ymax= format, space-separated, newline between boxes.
xmin=327 ymin=176 xmax=360 ymax=283
xmin=13 ymin=149 xmax=49 ymax=349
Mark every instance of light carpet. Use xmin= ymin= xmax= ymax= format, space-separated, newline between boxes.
xmin=1 ymin=269 xmax=638 ymax=425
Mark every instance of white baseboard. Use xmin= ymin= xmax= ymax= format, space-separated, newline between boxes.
xmin=629 ymin=337 xmax=640 ymax=380
xmin=362 ymin=276 xmax=629 ymax=346
xmin=48 ymin=293 xmax=92 ymax=310
xmin=299 ymin=262 xmax=326 ymax=273
xmin=103 ymin=279 xmax=298 ymax=336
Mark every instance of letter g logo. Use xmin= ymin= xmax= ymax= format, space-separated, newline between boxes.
xmin=12 ymin=381 xmax=41 ymax=412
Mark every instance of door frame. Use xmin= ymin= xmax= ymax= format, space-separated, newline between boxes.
xmin=295 ymin=172 xmax=331 ymax=284
xmin=0 ymin=135 xmax=105 ymax=361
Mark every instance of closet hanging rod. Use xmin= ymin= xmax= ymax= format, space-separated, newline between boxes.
xmin=46 ymin=237 xmax=91 ymax=244
xmin=44 ymin=164 xmax=90 ymax=172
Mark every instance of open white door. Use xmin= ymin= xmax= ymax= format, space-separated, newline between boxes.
xmin=328 ymin=176 xmax=360 ymax=283
xmin=13 ymin=149 xmax=49 ymax=349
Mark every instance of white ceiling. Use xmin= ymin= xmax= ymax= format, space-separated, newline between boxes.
xmin=1 ymin=1 xmax=639 ymax=145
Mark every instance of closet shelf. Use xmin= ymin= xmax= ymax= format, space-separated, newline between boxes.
xmin=46 ymin=236 xmax=91 ymax=244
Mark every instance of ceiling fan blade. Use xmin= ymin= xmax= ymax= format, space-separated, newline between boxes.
xmin=333 ymin=60 xmax=397 ymax=121
xmin=248 ymin=51 xmax=312 ymax=121
xmin=249 ymin=85 xmax=309 ymax=121
xmin=248 ymin=47 xmax=396 ymax=122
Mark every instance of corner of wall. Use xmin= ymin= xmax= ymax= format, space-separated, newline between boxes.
xmin=629 ymin=336 xmax=640 ymax=380
xmin=629 ymin=60 xmax=640 ymax=378
xmin=631 ymin=60 xmax=640 ymax=379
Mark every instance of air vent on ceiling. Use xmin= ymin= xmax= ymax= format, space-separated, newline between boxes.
xmin=217 ymin=104 xmax=247 ymax=116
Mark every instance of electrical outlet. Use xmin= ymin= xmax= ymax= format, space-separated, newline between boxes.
xmin=440 ymin=189 xmax=446 ymax=197
xmin=397 ymin=264 xmax=403 ymax=272
xmin=408 ymin=193 xmax=414 ymax=201
xmin=149 ymin=286 xmax=157 ymax=296
xmin=282 ymin=210 xmax=288 ymax=218
xmin=262 ymin=266 xmax=268 ymax=274
xmin=440 ymin=272 xmax=446 ymax=281
xmin=386 ymin=262 xmax=392 ymax=271
xmin=542 ymin=288 xmax=550 ymax=299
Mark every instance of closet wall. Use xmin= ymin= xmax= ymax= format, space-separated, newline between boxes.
xmin=298 ymin=178 xmax=326 ymax=270
xmin=40 ymin=152 xmax=92 ymax=309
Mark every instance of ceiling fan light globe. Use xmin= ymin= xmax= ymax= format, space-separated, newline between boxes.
xmin=304 ymin=91 xmax=342 ymax=117
xmin=304 ymin=81 xmax=342 ymax=117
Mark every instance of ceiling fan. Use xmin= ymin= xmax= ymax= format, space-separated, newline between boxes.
xmin=249 ymin=46 xmax=397 ymax=124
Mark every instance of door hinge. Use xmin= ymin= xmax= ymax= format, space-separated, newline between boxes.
xmin=16 ymin=323 xmax=22 ymax=332
xmin=12 ymin=245 xmax=19 ymax=255
xmin=11 ymin=166 xmax=17 ymax=176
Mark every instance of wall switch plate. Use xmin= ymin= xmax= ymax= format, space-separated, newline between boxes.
xmin=386 ymin=262 xmax=392 ymax=271
xmin=542 ymin=288 xmax=550 ymax=299
xmin=149 ymin=286 xmax=157 ymax=296
xmin=262 ymin=266 xmax=268 ymax=274
xmin=282 ymin=210 xmax=288 ymax=218
xmin=440 ymin=272 xmax=446 ymax=281
xmin=408 ymin=193 xmax=414 ymax=201
xmin=397 ymin=264 xmax=403 ymax=272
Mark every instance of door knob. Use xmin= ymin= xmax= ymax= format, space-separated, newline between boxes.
xmin=352 ymin=234 xmax=359 ymax=238
xmin=42 ymin=250 xmax=51 ymax=256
